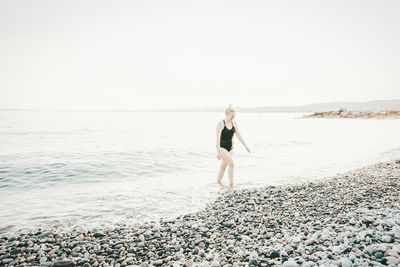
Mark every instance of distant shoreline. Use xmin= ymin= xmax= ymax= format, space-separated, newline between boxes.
xmin=1 ymin=99 xmax=399 ymax=113
xmin=303 ymin=110 xmax=400 ymax=119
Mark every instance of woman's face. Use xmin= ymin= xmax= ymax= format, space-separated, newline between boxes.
xmin=226 ymin=111 xmax=236 ymax=121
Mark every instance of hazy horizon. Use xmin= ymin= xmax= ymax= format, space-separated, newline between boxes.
xmin=1 ymin=0 xmax=400 ymax=110
xmin=1 ymin=98 xmax=399 ymax=112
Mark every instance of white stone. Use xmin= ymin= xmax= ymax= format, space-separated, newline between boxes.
xmin=210 ymin=260 xmax=220 ymax=267
xmin=338 ymin=257 xmax=352 ymax=267
xmin=283 ymin=259 xmax=298 ymax=267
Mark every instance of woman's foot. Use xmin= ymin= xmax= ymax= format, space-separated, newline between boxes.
xmin=217 ymin=181 xmax=225 ymax=187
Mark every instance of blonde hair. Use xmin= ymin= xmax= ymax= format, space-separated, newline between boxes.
xmin=225 ymin=103 xmax=236 ymax=113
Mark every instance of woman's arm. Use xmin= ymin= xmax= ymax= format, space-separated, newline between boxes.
xmin=216 ymin=120 xmax=223 ymax=152
xmin=233 ymin=121 xmax=251 ymax=153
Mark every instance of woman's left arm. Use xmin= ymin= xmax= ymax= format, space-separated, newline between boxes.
xmin=233 ymin=121 xmax=251 ymax=154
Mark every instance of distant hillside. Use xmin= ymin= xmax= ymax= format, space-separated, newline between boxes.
xmin=2 ymin=100 xmax=400 ymax=113
xmin=159 ymin=100 xmax=400 ymax=113
xmin=243 ymin=100 xmax=400 ymax=113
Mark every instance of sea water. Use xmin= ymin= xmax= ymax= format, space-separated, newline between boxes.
xmin=1 ymin=111 xmax=399 ymax=235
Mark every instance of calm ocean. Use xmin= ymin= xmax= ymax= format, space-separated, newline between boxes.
xmin=1 ymin=111 xmax=399 ymax=235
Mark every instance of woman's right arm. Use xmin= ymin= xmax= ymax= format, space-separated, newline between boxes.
xmin=216 ymin=120 xmax=223 ymax=152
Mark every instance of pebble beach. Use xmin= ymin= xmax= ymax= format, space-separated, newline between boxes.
xmin=1 ymin=159 xmax=400 ymax=267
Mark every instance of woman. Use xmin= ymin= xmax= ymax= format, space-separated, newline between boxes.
xmin=216 ymin=104 xmax=251 ymax=187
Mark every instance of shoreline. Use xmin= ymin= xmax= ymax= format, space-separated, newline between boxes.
xmin=1 ymin=160 xmax=399 ymax=266
xmin=302 ymin=110 xmax=400 ymax=119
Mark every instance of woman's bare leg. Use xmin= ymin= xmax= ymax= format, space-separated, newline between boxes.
xmin=219 ymin=148 xmax=234 ymax=187
xmin=217 ymin=159 xmax=228 ymax=186
xmin=228 ymin=149 xmax=234 ymax=187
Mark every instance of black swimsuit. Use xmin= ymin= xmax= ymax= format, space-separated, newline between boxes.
xmin=220 ymin=119 xmax=235 ymax=152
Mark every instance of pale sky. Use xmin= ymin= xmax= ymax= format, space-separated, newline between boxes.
xmin=0 ymin=0 xmax=399 ymax=110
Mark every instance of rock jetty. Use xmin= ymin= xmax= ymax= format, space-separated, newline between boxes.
xmin=302 ymin=109 xmax=400 ymax=119
xmin=1 ymin=160 xmax=400 ymax=266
